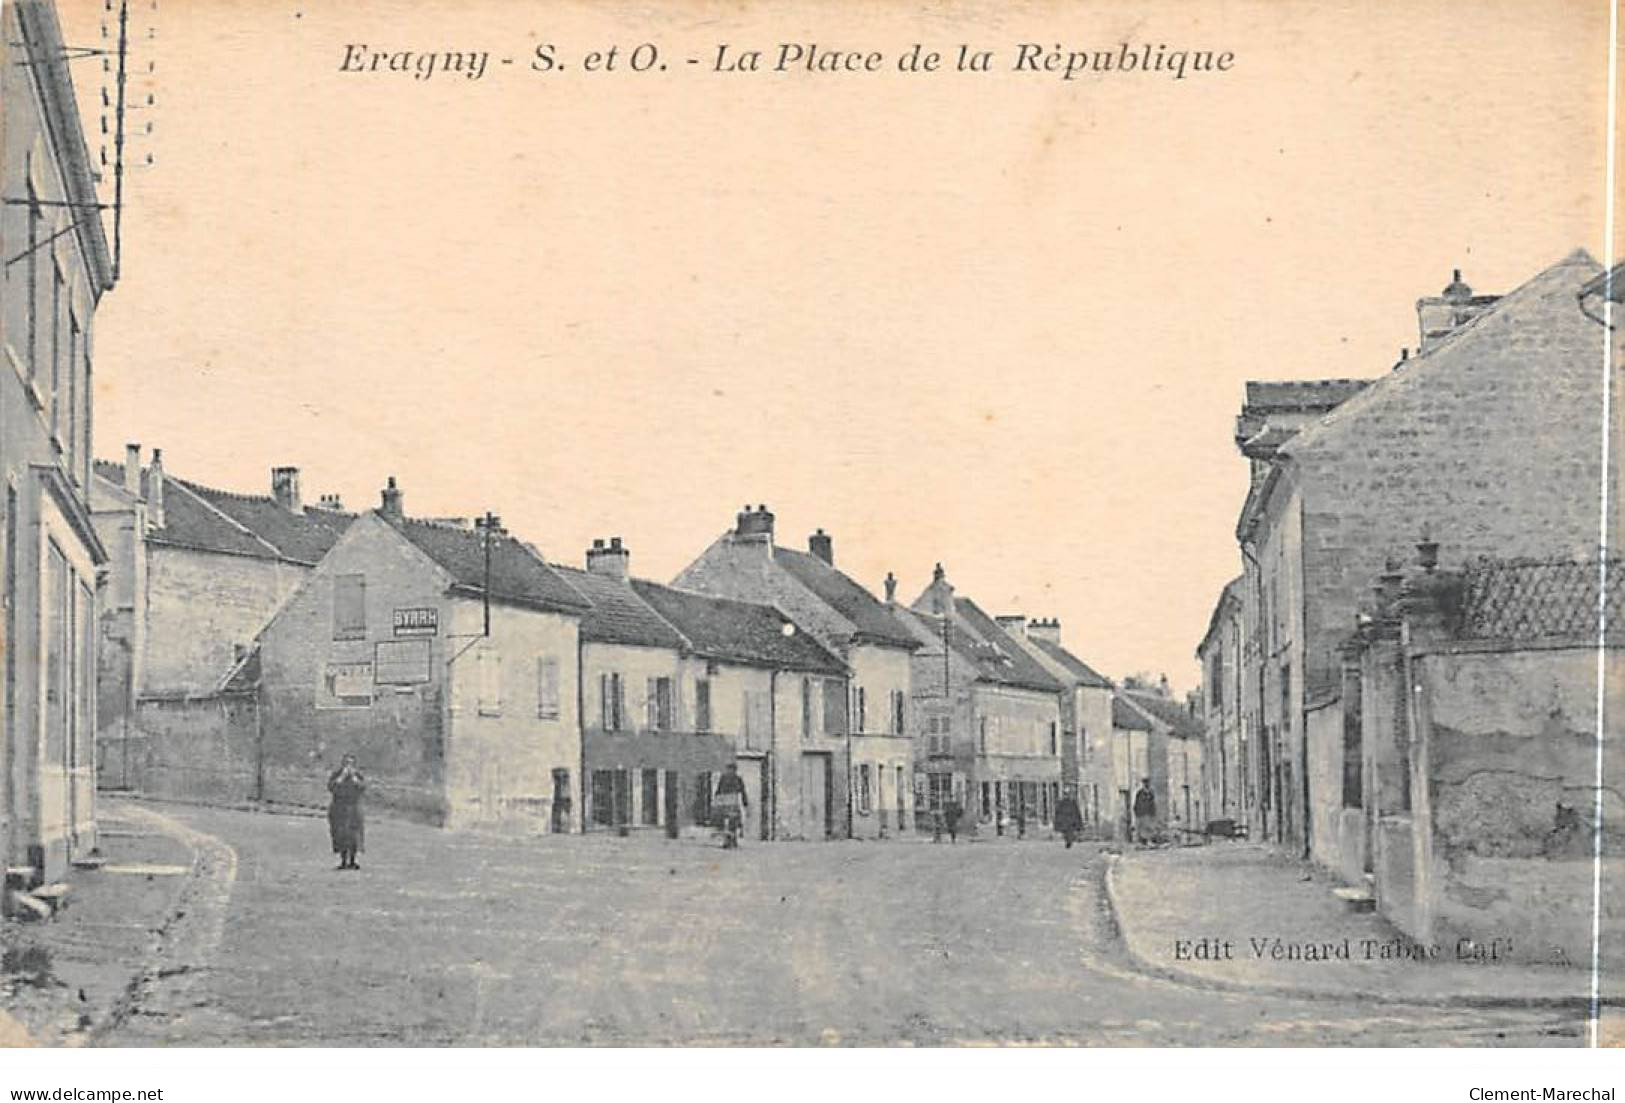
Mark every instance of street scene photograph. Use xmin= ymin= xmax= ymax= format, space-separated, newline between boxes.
xmin=0 ymin=0 xmax=1619 ymax=1082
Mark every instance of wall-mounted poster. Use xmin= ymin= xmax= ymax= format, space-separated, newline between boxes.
xmin=317 ymin=661 xmax=373 ymax=708
xmin=375 ymin=639 xmax=432 ymax=685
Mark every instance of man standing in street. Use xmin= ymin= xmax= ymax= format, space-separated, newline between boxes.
xmin=1055 ymin=788 xmax=1083 ymax=849
xmin=1132 ymin=777 xmax=1158 ymax=847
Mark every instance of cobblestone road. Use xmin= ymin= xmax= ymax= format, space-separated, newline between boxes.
xmin=100 ymin=804 xmax=1591 ymax=1046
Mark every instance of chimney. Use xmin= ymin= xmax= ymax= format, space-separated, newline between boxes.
xmin=586 ymin=536 xmax=631 ymax=580
xmin=315 ymin=493 xmax=345 ymax=511
xmin=379 ymin=476 xmax=403 ymax=522
xmin=928 ymin=563 xmax=954 ymax=615
xmin=995 ymin=614 xmax=1027 ymax=638
xmin=883 ymin=571 xmax=897 ymax=604
xmin=734 ymin=503 xmax=775 ymax=542
xmin=124 ymin=442 xmax=140 ymax=497
xmin=808 ymin=528 xmax=833 ymax=565
xmin=147 ymin=449 xmax=165 ymax=530
xmin=1416 ymin=267 xmax=1499 ymax=352
xmin=1158 ymin=673 xmax=1170 ymax=698
xmin=270 ymin=466 xmax=302 ymax=512
xmin=1028 ymin=617 xmax=1062 ymax=644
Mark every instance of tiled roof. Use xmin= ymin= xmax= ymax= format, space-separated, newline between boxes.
xmin=92 ymin=459 xmax=352 ymax=565
xmin=1198 ymin=577 xmax=1245 ymax=655
xmin=1112 ymin=695 xmax=1154 ymax=731
xmin=919 ymin=597 xmax=1062 ymax=693
xmin=387 ymin=515 xmax=590 ymax=615
xmin=1029 ymin=637 xmax=1113 ymax=688
xmin=554 ymin=567 xmax=689 ymax=651
xmin=630 ymin=580 xmax=846 ymax=675
xmin=771 ymin=547 xmax=919 ymax=649
xmin=1120 ymin=689 xmax=1204 ymax=739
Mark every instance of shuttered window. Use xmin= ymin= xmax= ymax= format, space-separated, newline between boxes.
xmin=536 ymin=657 xmax=560 ymax=719
xmin=333 ymin=574 xmax=366 ymax=640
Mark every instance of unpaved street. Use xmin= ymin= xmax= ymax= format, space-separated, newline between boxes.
xmin=101 ymin=804 xmax=1588 ymax=1046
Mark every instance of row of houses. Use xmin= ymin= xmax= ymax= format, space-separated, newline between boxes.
xmin=79 ymin=457 xmax=1208 ymax=857
xmin=1193 ymin=251 xmax=1623 ymax=966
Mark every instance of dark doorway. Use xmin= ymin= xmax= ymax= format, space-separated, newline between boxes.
xmin=641 ymin=769 xmax=659 ymax=826
xmin=664 ymin=770 xmax=680 ymax=837
xmin=551 ymin=768 xmax=572 ymax=833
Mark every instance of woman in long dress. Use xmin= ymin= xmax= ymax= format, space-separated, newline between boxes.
xmin=327 ymin=754 xmax=366 ymax=870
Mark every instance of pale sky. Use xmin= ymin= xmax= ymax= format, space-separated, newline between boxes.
xmin=64 ymin=0 xmax=1614 ymax=693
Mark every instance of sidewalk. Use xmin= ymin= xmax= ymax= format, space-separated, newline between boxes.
xmin=1 ymin=798 xmax=202 ymax=1045
xmin=1105 ymin=842 xmax=1619 ymax=1008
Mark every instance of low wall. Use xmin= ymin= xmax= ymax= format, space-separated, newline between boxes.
xmin=1336 ymin=807 xmax=1367 ymax=886
xmin=124 ymin=694 xmax=260 ymax=806
xmin=1436 ymin=855 xmax=1625 ymax=967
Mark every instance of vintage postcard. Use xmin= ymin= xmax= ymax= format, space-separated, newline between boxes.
xmin=0 ymin=0 xmax=1620 ymax=1074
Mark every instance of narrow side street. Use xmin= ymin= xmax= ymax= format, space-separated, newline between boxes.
xmin=79 ymin=801 xmax=1589 ymax=1047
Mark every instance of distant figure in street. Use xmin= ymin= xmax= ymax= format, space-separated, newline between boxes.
xmin=1055 ymin=791 xmax=1083 ymax=848
xmin=930 ymin=804 xmax=945 ymax=843
xmin=944 ymin=798 xmax=963 ymax=844
xmin=1133 ymin=777 xmax=1158 ymax=847
xmin=714 ymin=763 xmax=748 ymax=848
xmin=1016 ymin=804 xmax=1027 ymax=839
xmin=327 ymin=754 xmax=366 ymax=870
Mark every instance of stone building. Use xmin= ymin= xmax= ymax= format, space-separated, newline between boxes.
xmin=1196 ymin=577 xmax=1247 ymax=829
xmin=674 ymin=506 xmax=918 ymax=838
xmin=1112 ymin=679 xmax=1205 ymax=839
xmin=558 ymin=535 xmax=850 ymax=840
xmin=899 ymin=565 xmax=1064 ymax=836
xmin=88 ymin=450 xmax=351 ymax=792
xmin=0 ymin=0 xmax=117 ymax=893
xmin=1230 ymin=251 xmax=1618 ymax=873
xmin=215 ymin=481 xmax=591 ymax=831
xmin=997 ymin=616 xmax=1114 ymax=831
xmin=1342 ymin=544 xmax=1622 ymax=968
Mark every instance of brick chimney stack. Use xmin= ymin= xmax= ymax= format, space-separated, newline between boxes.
xmin=927 ymin=563 xmax=954 ymax=616
xmin=808 ymin=528 xmax=832 ymax=565
xmin=271 ymin=466 xmax=302 ymax=513
xmin=734 ymin=503 xmax=775 ymax=542
xmin=996 ymin=614 xmax=1027 ymax=638
xmin=586 ymin=536 xmax=631 ymax=580
xmin=379 ymin=476 xmax=404 ymax=522
xmin=1028 ymin=618 xmax=1062 ymax=644
xmin=124 ymin=442 xmax=141 ymax=497
xmin=147 ymin=448 xmax=166 ymax=530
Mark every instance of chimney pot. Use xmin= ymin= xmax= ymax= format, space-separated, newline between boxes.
xmin=883 ymin=571 xmax=897 ymax=604
xmin=586 ymin=536 xmax=630 ymax=580
xmin=270 ymin=466 xmax=302 ymax=512
xmin=808 ymin=529 xmax=833 ymax=565
xmin=147 ymin=448 xmax=166 ymax=530
xmin=379 ymin=476 xmax=404 ymax=522
xmin=123 ymin=443 xmax=140 ymax=497
xmin=734 ymin=504 xmax=775 ymax=541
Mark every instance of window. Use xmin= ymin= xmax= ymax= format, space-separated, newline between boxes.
xmin=801 ymin=677 xmax=812 ymax=740
xmin=857 ymin=764 xmax=873 ymax=815
xmin=1048 ymin=721 xmax=1058 ymax=756
xmin=890 ymin=690 xmax=905 ymax=735
xmin=646 ymin=676 xmax=673 ymax=731
xmin=978 ymin=715 xmax=988 ymax=753
xmin=743 ymin=689 xmax=770 ymax=750
xmin=601 ymin=672 xmax=624 ymax=731
xmin=895 ymin=765 xmax=906 ymax=827
xmin=695 ymin=677 xmax=711 ymax=731
xmin=536 ymin=657 xmax=560 ymax=719
xmin=478 ymin=650 xmax=503 ymax=715
xmin=855 ymin=686 xmax=867 ymax=733
xmin=641 ymin=769 xmax=660 ymax=826
xmin=332 ymin=573 xmax=366 ymax=640
xmin=821 ymin=678 xmax=846 ymax=735
xmin=927 ymin=772 xmax=953 ymax=811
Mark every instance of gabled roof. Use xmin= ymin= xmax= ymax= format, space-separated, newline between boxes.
xmin=630 ymin=580 xmax=846 ymax=676
xmin=1281 ymin=250 xmax=1603 ymax=462
xmin=770 ymin=547 xmax=919 ymax=650
xmin=908 ymin=595 xmax=1063 ymax=694
xmin=384 ymin=515 xmax=590 ymax=615
xmin=92 ymin=459 xmax=353 ymax=565
xmin=1243 ymin=379 xmax=1370 ymax=412
xmin=1112 ymin=695 xmax=1155 ymax=731
xmin=1119 ymin=689 xmax=1204 ymax=739
xmin=555 ymin=567 xmax=689 ymax=651
xmin=1029 ymin=637 xmax=1113 ymax=689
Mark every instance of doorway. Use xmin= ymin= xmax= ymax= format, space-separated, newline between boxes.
xmin=801 ymin=753 xmax=831 ymax=839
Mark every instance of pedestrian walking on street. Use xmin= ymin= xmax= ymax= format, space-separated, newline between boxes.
xmin=1055 ymin=791 xmax=1083 ymax=849
xmin=714 ymin=763 xmax=748 ymax=849
xmin=1132 ymin=777 xmax=1158 ymax=847
xmin=327 ymin=754 xmax=366 ymax=870
xmin=944 ymin=798 xmax=963 ymax=844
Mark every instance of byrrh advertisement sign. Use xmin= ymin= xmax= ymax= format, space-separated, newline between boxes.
xmin=392 ymin=607 xmax=439 ymax=637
